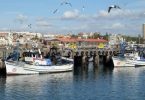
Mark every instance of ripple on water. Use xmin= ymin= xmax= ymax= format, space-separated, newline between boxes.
xmin=0 ymin=66 xmax=145 ymax=100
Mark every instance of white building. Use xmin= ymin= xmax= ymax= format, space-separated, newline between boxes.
xmin=0 ymin=32 xmax=13 ymax=46
xmin=108 ymin=34 xmax=124 ymax=45
xmin=43 ymin=34 xmax=56 ymax=38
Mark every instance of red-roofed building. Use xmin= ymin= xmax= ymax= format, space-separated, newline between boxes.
xmin=43 ymin=37 xmax=108 ymax=50
xmin=57 ymin=38 xmax=108 ymax=49
xmin=77 ymin=38 xmax=108 ymax=49
xmin=57 ymin=38 xmax=77 ymax=43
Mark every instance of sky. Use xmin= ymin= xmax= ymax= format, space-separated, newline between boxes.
xmin=0 ymin=0 xmax=145 ymax=36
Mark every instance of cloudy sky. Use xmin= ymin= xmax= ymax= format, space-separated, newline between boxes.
xmin=0 ymin=0 xmax=145 ymax=36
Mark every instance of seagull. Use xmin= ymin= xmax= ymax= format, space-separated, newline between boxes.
xmin=60 ymin=1 xmax=72 ymax=7
xmin=53 ymin=1 xmax=72 ymax=14
xmin=82 ymin=5 xmax=85 ymax=11
xmin=53 ymin=9 xmax=58 ymax=14
xmin=108 ymin=5 xmax=121 ymax=13
xmin=28 ymin=24 xmax=32 ymax=28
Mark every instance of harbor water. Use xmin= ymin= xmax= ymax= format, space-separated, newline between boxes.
xmin=1 ymin=63 xmax=145 ymax=100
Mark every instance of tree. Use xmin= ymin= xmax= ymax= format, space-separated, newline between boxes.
xmin=32 ymin=34 xmax=39 ymax=40
xmin=71 ymin=34 xmax=78 ymax=38
xmin=103 ymin=32 xmax=109 ymax=40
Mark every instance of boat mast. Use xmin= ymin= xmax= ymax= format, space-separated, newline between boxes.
xmin=16 ymin=40 xmax=20 ymax=62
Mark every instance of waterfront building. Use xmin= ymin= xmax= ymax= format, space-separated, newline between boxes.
xmin=43 ymin=37 xmax=108 ymax=51
xmin=108 ymin=34 xmax=124 ymax=50
xmin=57 ymin=38 xmax=108 ymax=52
xmin=57 ymin=38 xmax=77 ymax=50
xmin=0 ymin=32 xmax=13 ymax=46
xmin=43 ymin=34 xmax=57 ymax=39
xmin=77 ymin=38 xmax=108 ymax=49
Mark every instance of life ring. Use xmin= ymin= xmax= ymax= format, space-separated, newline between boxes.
xmin=12 ymin=68 xmax=17 ymax=72
xmin=34 ymin=62 xmax=39 ymax=66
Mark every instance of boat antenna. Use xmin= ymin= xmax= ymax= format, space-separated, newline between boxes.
xmin=16 ymin=40 xmax=20 ymax=62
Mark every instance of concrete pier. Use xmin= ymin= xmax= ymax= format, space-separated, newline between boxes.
xmin=73 ymin=50 xmax=115 ymax=71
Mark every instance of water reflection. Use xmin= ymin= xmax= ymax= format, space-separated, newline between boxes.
xmin=1 ymin=65 xmax=145 ymax=100
xmin=4 ymin=72 xmax=73 ymax=100
xmin=73 ymin=62 xmax=114 ymax=81
xmin=111 ymin=67 xmax=145 ymax=100
xmin=0 ymin=76 xmax=6 ymax=99
xmin=73 ymin=62 xmax=98 ymax=80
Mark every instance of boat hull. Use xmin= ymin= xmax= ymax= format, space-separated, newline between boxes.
xmin=24 ymin=64 xmax=73 ymax=74
xmin=5 ymin=61 xmax=73 ymax=75
xmin=112 ymin=57 xmax=135 ymax=67
xmin=5 ymin=61 xmax=39 ymax=75
xmin=134 ymin=60 xmax=145 ymax=67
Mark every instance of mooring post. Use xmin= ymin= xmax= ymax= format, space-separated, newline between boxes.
xmin=106 ymin=51 xmax=110 ymax=63
xmin=80 ymin=51 xmax=88 ymax=70
xmin=0 ymin=59 xmax=6 ymax=76
xmin=93 ymin=51 xmax=99 ymax=67
xmin=74 ymin=52 xmax=82 ymax=67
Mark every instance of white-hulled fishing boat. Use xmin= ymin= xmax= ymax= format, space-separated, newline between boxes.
xmin=112 ymin=56 xmax=135 ymax=67
xmin=111 ymin=40 xmax=134 ymax=67
xmin=5 ymin=55 xmax=73 ymax=75
xmin=5 ymin=41 xmax=73 ymax=75
xmin=112 ymin=50 xmax=145 ymax=67
xmin=132 ymin=57 xmax=145 ymax=67
xmin=23 ymin=63 xmax=73 ymax=74
xmin=23 ymin=58 xmax=73 ymax=74
xmin=5 ymin=61 xmax=39 ymax=75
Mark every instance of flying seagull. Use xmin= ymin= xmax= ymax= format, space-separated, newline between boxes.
xmin=53 ymin=9 xmax=58 ymax=14
xmin=53 ymin=1 xmax=72 ymax=14
xmin=28 ymin=24 xmax=32 ymax=28
xmin=108 ymin=5 xmax=121 ymax=13
xmin=60 ymin=1 xmax=72 ymax=7
xmin=82 ymin=5 xmax=85 ymax=11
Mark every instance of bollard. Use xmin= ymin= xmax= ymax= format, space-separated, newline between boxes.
xmin=94 ymin=51 xmax=99 ymax=67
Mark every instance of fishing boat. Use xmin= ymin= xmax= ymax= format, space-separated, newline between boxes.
xmin=5 ymin=61 xmax=39 ymax=75
xmin=112 ymin=40 xmax=135 ymax=67
xmin=5 ymin=57 xmax=73 ymax=75
xmin=112 ymin=52 xmax=145 ymax=67
xmin=112 ymin=56 xmax=135 ymax=67
xmin=23 ymin=57 xmax=73 ymax=74
xmin=131 ymin=54 xmax=145 ymax=67
xmin=5 ymin=43 xmax=73 ymax=75
xmin=112 ymin=41 xmax=145 ymax=67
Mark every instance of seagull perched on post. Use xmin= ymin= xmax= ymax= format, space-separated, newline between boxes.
xmin=108 ymin=5 xmax=121 ymax=13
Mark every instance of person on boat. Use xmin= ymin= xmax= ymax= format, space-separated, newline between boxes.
xmin=6 ymin=51 xmax=20 ymax=61
xmin=45 ymin=52 xmax=51 ymax=59
xmin=6 ymin=53 xmax=13 ymax=61
xmin=51 ymin=52 xmax=57 ymax=65
xmin=56 ymin=52 xmax=62 ymax=64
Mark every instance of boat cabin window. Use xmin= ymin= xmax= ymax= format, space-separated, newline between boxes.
xmin=22 ymin=52 xmax=43 ymax=58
